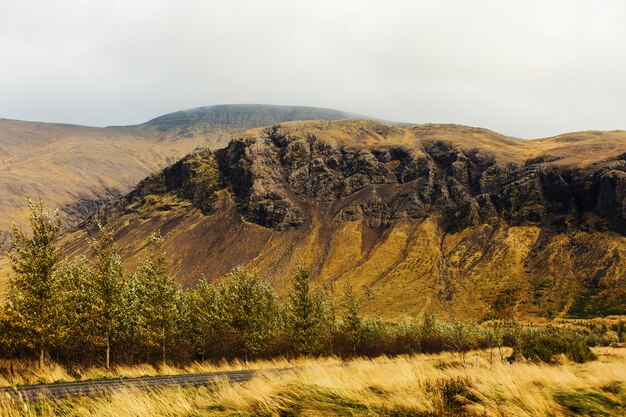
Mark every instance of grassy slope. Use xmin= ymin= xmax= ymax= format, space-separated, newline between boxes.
xmin=1 ymin=347 xmax=624 ymax=417
xmin=0 ymin=119 xmax=242 ymax=235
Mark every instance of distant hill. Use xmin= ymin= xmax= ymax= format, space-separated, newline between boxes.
xmin=145 ymin=104 xmax=360 ymax=128
xmin=60 ymin=120 xmax=626 ymax=320
xmin=0 ymin=104 xmax=362 ymax=246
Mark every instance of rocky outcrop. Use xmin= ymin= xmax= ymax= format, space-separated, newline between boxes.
xmin=112 ymin=125 xmax=626 ymax=238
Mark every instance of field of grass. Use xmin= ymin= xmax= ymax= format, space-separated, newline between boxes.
xmin=0 ymin=357 xmax=346 ymax=388
xmin=1 ymin=347 xmax=624 ymax=417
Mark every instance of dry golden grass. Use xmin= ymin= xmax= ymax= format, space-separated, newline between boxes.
xmin=0 ymin=356 xmax=347 ymax=388
xmin=0 ymin=348 xmax=624 ymax=416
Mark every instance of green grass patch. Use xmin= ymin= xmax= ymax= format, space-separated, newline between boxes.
xmin=554 ymin=391 xmax=623 ymax=417
xmin=602 ymin=382 xmax=623 ymax=395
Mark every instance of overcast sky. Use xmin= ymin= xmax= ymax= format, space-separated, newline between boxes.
xmin=0 ymin=0 xmax=624 ymax=138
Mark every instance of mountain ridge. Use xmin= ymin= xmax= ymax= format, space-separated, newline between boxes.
xmin=57 ymin=119 xmax=626 ymax=319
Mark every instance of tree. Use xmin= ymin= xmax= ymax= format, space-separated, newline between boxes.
xmin=4 ymin=199 xmax=61 ymax=369
xmin=286 ymin=265 xmax=332 ymax=356
xmin=186 ymin=277 xmax=223 ymax=362
xmin=341 ymin=282 xmax=362 ymax=355
xmin=219 ymin=266 xmax=279 ymax=360
xmin=447 ymin=318 xmax=479 ymax=365
xmin=55 ymin=256 xmax=96 ymax=361
xmin=87 ymin=222 xmax=125 ymax=369
xmin=132 ymin=231 xmax=179 ymax=365
xmin=418 ymin=312 xmax=446 ymax=353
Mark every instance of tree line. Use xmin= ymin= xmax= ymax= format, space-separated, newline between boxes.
xmin=0 ymin=200 xmax=616 ymax=369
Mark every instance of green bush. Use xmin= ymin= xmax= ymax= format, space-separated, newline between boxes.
xmin=514 ymin=331 xmax=597 ymax=363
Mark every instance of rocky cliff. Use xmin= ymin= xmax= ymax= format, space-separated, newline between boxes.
xmin=66 ymin=120 xmax=626 ymax=319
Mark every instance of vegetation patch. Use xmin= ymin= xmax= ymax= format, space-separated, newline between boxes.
xmin=601 ymin=382 xmax=623 ymax=395
xmin=513 ymin=331 xmax=597 ymax=363
xmin=568 ymin=289 xmax=626 ymax=318
xmin=554 ymin=391 xmax=623 ymax=417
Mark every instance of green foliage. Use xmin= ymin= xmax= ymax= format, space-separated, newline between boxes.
xmin=185 ymin=276 xmax=227 ymax=360
xmin=285 ymin=265 xmax=333 ymax=356
xmin=3 ymin=199 xmax=61 ymax=367
xmin=569 ymin=288 xmax=626 ymax=318
xmin=130 ymin=231 xmax=180 ymax=364
xmin=87 ymin=222 xmax=125 ymax=368
xmin=206 ymin=266 xmax=280 ymax=360
xmin=602 ymin=382 xmax=623 ymax=395
xmin=418 ymin=313 xmax=448 ymax=353
xmin=554 ymin=391 xmax=622 ymax=416
xmin=55 ymin=256 xmax=97 ymax=360
xmin=514 ymin=330 xmax=597 ymax=363
xmin=447 ymin=319 xmax=479 ymax=364
xmin=341 ymin=282 xmax=362 ymax=355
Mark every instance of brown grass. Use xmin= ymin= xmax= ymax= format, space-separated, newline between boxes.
xmin=0 ymin=356 xmax=348 ymax=388
xmin=0 ymin=348 xmax=624 ymax=416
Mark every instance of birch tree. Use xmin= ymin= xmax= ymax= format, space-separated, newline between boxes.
xmin=4 ymin=199 xmax=61 ymax=369
xmin=220 ymin=267 xmax=278 ymax=360
xmin=88 ymin=222 xmax=125 ymax=369
xmin=341 ymin=282 xmax=362 ymax=355
xmin=187 ymin=277 xmax=223 ymax=362
xmin=286 ymin=265 xmax=332 ymax=356
xmin=133 ymin=232 xmax=178 ymax=365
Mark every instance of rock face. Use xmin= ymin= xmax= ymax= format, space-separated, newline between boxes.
xmin=124 ymin=124 xmax=626 ymax=236
xmin=76 ymin=121 xmax=626 ymax=319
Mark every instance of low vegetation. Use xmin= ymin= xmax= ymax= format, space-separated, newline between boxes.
xmin=0 ymin=348 xmax=625 ymax=417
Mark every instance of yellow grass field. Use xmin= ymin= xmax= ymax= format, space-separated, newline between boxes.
xmin=1 ymin=347 xmax=625 ymax=417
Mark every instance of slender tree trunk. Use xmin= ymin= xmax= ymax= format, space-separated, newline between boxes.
xmin=106 ymin=338 xmax=111 ymax=370
xmin=162 ymin=328 xmax=166 ymax=366
xmin=39 ymin=347 xmax=45 ymax=370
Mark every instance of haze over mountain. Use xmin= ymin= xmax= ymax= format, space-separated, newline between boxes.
xmin=59 ymin=119 xmax=626 ymax=320
xmin=0 ymin=104 xmax=358 ymax=246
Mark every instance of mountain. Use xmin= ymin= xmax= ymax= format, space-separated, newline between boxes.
xmin=61 ymin=120 xmax=626 ymax=320
xmin=0 ymin=104 xmax=358 ymax=246
xmin=145 ymin=104 xmax=360 ymax=128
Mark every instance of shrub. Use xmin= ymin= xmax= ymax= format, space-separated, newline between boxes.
xmin=601 ymin=381 xmax=623 ymax=394
xmin=513 ymin=331 xmax=597 ymax=363
xmin=418 ymin=313 xmax=449 ymax=353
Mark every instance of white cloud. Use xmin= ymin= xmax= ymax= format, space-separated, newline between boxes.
xmin=0 ymin=0 xmax=624 ymax=138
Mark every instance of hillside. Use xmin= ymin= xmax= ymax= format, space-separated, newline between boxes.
xmin=145 ymin=104 xmax=360 ymax=128
xmin=61 ymin=120 xmax=626 ymax=320
xmin=0 ymin=104 xmax=357 ymax=246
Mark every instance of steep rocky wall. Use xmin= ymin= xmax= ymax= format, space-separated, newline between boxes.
xmin=147 ymin=126 xmax=626 ymax=238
